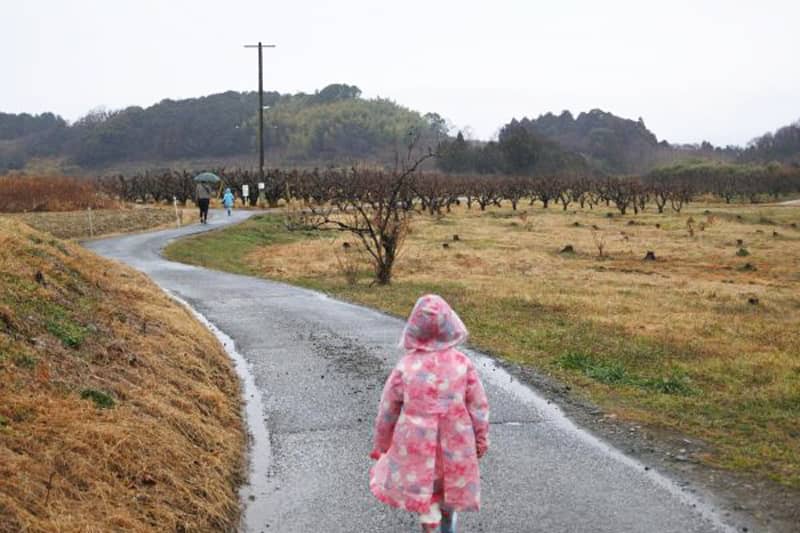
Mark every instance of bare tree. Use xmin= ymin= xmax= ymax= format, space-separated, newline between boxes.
xmin=605 ymin=177 xmax=639 ymax=215
xmin=304 ymin=145 xmax=434 ymax=285
xmin=530 ymin=176 xmax=562 ymax=209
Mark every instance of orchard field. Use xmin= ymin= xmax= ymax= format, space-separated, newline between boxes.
xmin=167 ymin=199 xmax=800 ymax=490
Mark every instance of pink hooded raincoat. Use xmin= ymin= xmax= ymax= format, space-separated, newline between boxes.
xmin=369 ymin=295 xmax=490 ymax=514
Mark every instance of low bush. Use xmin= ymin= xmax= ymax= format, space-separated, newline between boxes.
xmin=0 ymin=176 xmax=115 ymax=212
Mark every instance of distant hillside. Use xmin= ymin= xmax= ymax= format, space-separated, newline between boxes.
xmin=259 ymin=87 xmax=438 ymax=162
xmin=3 ymin=91 xmax=795 ymax=176
xmin=0 ymin=112 xmax=69 ymax=170
xmin=513 ymin=110 xmax=670 ymax=174
xmin=0 ymin=84 xmax=441 ymax=172
xmin=740 ymin=120 xmax=800 ymax=164
xmin=436 ymin=121 xmax=593 ymax=177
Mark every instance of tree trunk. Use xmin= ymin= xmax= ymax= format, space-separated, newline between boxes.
xmin=376 ymin=235 xmax=396 ymax=285
xmin=376 ymin=263 xmax=392 ymax=285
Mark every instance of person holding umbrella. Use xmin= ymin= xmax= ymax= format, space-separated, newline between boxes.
xmin=194 ymin=172 xmax=221 ymax=224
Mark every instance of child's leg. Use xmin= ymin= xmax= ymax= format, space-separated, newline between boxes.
xmin=440 ymin=508 xmax=457 ymax=533
xmin=419 ymin=502 xmax=441 ymax=532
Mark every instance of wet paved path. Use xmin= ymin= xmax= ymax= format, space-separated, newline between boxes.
xmin=87 ymin=210 xmax=734 ymax=532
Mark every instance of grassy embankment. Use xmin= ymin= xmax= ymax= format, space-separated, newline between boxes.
xmin=164 ymin=203 xmax=800 ymax=489
xmin=2 ymin=207 xmax=197 ymax=240
xmin=0 ymin=219 xmax=244 ymax=531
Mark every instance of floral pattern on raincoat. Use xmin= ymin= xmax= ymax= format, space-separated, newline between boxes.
xmin=370 ymin=295 xmax=490 ymax=514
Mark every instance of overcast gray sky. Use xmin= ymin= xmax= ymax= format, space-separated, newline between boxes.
xmin=3 ymin=0 xmax=798 ymax=146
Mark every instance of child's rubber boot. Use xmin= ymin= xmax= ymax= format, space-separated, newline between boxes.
xmin=440 ymin=510 xmax=457 ymax=533
xmin=420 ymin=523 xmax=439 ymax=532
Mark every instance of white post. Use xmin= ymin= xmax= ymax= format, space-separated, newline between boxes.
xmin=87 ymin=207 xmax=94 ymax=238
xmin=173 ymin=196 xmax=181 ymax=228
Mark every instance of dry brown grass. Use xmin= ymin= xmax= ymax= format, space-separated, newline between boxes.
xmin=0 ymin=219 xmax=244 ymax=532
xmin=2 ymin=206 xmax=198 ymax=240
xmin=248 ymin=204 xmax=800 ymax=366
xmin=0 ymin=175 xmax=116 ymax=212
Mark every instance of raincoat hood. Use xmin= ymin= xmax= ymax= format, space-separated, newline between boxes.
xmin=224 ymin=188 xmax=231 ymax=194
xmin=400 ymin=294 xmax=468 ymax=352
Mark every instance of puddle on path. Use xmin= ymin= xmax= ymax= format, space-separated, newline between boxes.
xmin=168 ymin=292 xmax=272 ymax=532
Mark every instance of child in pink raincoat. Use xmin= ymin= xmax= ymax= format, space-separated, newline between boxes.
xmin=370 ymin=294 xmax=490 ymax=532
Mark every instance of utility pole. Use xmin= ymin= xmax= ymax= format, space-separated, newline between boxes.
xmin=244 ymin=42 xmax=276 ymax=180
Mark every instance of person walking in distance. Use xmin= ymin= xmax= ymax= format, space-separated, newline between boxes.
xmin=195 ymin=181 xmax=213 ymax=224
xmin=369 ymin=294 xmax=490 ymax=533
xmin=222 ymin=187 xmax=235 ymax=217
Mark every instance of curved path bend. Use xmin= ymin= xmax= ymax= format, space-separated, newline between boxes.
xmin=87 ymin=211 xmax=735 ymax=532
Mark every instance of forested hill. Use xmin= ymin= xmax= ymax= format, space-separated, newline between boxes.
xmin=513 ymin=110 xmax=668 ymax=174
xmin=740 ymin=120 xmax=800 ymax=164
xmin=2 ymin=86 xmax=798 ymax=174
xmin=0 ymin=84 xmax=442 ymax=172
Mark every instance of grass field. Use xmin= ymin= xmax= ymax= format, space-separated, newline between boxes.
xmin=165 ymin=202 xmax=800 ymax=489
xmin=0 ymin=219 xmax=244 ymax=530
xmin=2 ymin=206 xmax=197 ymax=240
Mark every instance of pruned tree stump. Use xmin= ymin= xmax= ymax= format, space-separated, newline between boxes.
xmin=560 ymin=245 xmax=575 ymax=254
xmin=572 ymin=222 xmax=581 ymax=227
xmin=773 ymin=231 xmax=780 ymax=237
xmin=643 ymin=251 xmax=656 ymax=261
xmin=342 ymin=242 xmax=351 ymax=249
xmin=453 ymin=234 xmax=460 ymax=241
xmin=592 ymin=224 xmax=600 ymax=230
xmin=442 ymin=243 xmax=450 ymax=249
xmin=655 ymin=223 xmax=661 ymax=229
xmin=739 ymin=262 xmax=757 ymax=272
xmin=748 ymin=297 xmax=759 ymax=305
xmin=736 ymin=239 xmax=743 ymax=246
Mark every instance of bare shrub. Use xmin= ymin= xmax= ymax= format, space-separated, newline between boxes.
xmin=592 ymin=229 xmax=607 ymax=258
xmin=686 ymin=216 xmax=696 ymax=237
xmin=334 ymin=241 xmax=365 ymax=285
xmin=284 ymin=196 xmax=315 ymax=230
